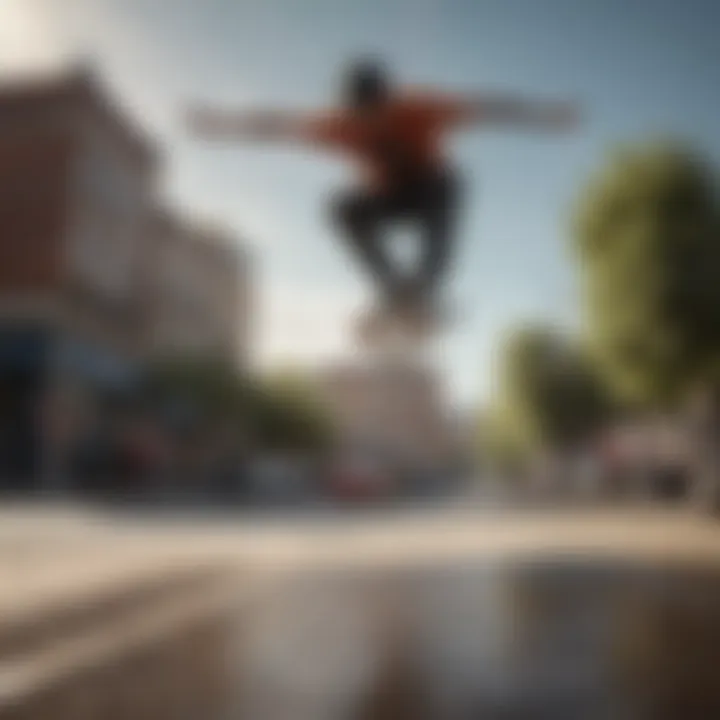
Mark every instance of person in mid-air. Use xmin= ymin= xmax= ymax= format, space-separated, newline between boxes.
xmin=188 ymin=59 xmax=580 ymax=339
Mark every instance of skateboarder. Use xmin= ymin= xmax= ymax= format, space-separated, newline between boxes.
xmin=187 ymin=59 xmax=579 ymax=338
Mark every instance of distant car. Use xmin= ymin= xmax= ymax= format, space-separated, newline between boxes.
xmin=326 ymin=455 xmax=395 ymax=504
xmin=249 ymin=456 xmax=307 ymax=504
xmin=649 ymin=461 xmax=690 ymax=501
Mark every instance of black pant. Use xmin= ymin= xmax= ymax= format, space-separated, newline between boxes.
xmin=332 ymin=167 xmax=460 ymax=302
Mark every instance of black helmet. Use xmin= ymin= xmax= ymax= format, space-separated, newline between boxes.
xmin=342 ymin=59 xmax=390 ymax=109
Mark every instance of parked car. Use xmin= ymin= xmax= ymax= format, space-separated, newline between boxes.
xmin=249 ymin=455 xmax=308 ymax=505
xmin=325 ymin=454 xmax=396 ymax=504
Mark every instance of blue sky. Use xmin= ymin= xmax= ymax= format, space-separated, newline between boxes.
xmin=2 ymin=0 xmax=720 ymax=406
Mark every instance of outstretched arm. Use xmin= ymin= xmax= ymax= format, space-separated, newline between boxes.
xmin=186 ymin=106 xmax=336 ymax=144
xmin=440 ymin=93 xmax=581 ymax=132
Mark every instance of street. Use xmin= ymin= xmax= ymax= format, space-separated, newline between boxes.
xmin=4 ymin=501 xmax=720 ymax=718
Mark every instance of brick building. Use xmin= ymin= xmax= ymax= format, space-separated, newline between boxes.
xmin=0 ymin=68 xmax=157 ymax=486
xmin=0 ymin=68 xmax=251 ymax=488
xmin=143 ymin=212 xmax=251 ymax=365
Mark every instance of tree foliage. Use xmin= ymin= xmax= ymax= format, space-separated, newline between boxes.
xmin=251 ymin=370 xmax=336 ymax=453
xmin=142 ymin=356 xmax=250 ymax=424
xmin=573 ymin=142 xmax=720 ymax=407
xmin=140 ymin=359 xmax=334 ymax=452
xmin=480 ymin=403 xmax=529 ymax=475
xmin=484 ymin=324 xmax=612 ymax=465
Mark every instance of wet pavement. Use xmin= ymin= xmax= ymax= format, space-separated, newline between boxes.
xmin=233 ymin=554 xmax=720 ymax=719
xmin=4 ymin=503 xmax=720 ymax=719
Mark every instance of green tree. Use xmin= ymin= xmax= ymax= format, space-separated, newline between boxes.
xmin=480 ymin=403 xmax=528 ymax=476
xmin=484 ymin=324 xmax=612 ymax=467
xmin=141 ymin=359 xmax=335 ymax=453
xmin=573 ymin=142 xmax=720 ymax=407
xmin=142 ymin=356 xmax=250 ymax=424
xmin=252 ymin=370 xmax=336 ymax=453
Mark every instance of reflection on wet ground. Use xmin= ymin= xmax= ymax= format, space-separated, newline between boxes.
xmin=234 ymin=557 xmax=720 ymax=720
xmin=4 ymin=505 xmax=720 ymax=719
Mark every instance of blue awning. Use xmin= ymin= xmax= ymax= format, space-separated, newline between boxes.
xmin=0 ymin=328 xmax=49 ymax=372
xmin=58 ymin=340 xmax=139 ymax=389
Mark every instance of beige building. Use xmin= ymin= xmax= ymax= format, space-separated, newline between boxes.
xmin=319 ymin=357 xmax=457 ymax=473
xmin=143 ymin=212 xmax=250 ymax=366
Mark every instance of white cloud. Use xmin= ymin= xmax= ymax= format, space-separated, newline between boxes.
xmin=0 ymin=0 xmax=69 ymax=73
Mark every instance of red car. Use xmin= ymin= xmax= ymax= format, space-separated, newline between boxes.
xmin=326 ymin=455 xmax=395 ymax=504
